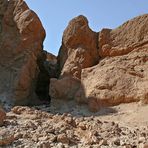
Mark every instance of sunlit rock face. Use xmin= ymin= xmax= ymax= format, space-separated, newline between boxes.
xmin=50 ymin=15 xmax=99 ymax=101
xmin=50 ymin=14 xmax=148 ymax=111
xmin=0 ymin=0 xmax=45 ymax=105
xmin=57 ymin=15 xmax=99 ymax=79
xmin=76 ymin=14 xmax=148 ymax=111
xmin=98 ymin=14 xmax=148 ymax=57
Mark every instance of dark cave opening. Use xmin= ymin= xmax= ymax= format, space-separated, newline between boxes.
xmin=35 ymin=51 xmax=51 ymax=103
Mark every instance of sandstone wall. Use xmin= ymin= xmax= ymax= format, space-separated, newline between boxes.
xmin=0 ymin=0 xmax=45 ymax=105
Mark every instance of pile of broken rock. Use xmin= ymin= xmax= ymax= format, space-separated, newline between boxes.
xmin=0 ymin=106 xmax=148 ymax=147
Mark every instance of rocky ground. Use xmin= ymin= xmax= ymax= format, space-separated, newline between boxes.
xmin=0 ymin=101 xmax=148 ymax=148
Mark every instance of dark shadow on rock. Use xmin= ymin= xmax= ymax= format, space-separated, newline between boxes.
xmin=35 ymin=51 xmax=57 ymax=104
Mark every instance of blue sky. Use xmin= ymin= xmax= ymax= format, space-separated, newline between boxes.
xmin=25 ymin=0 xmax=148 ymax=55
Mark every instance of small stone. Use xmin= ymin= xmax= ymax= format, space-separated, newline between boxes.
xmin=78 ymin=122 xmax=87 ymax=130
xmin=138 ymin=137 xmax=145 ymax=143
xmin=113 ymin=138 xmax=120 ymax=146
xmin=47 ymin=134 xmax=57 ymax=143
xmin=38 ymin=136 xmax=48 ymax=141
xmin=32 ymin=135 xmax=38 ymax=142
xmin=64 ymin=117 xmax=73 ymax=124
xmin=14 ymin=133 xmax=23 ymax=140
xmin=56 ymin=143 xmax=65 ymax=148
xmin=66 ymin=130 xmax=74 ymax=139
xmin=99 ymin=139 xmax=108 ymax=146
xmin=57 ymin=133 xmax=69 ymax=144
xmin=123 ymin=144 xmax=132 ymax=148
xmin=37 ymin=141 xmax=50 ymax=148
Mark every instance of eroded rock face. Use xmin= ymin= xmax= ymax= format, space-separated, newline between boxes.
xmin=50 ymin=77 xmax=80 ymax=100
xmin=77 ymin=44 xmax=148 ymax=111
xmin=50 ymin=14 xmax=148 ymax=111
xmin=0 ymin=0 xmax=45 ymax=105
xmin=57 ymin=15 xmax=99 ymax=79
xmin=75 ymin=14 xmax=148 ymax=111
xmin=98 ymin=14 xmax=148 ymax=57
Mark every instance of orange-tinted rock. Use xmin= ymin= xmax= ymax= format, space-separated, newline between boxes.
xmin=0 ymin=0 xmax=45 ymax=105
xmin=50 ymin=15 xmax=99 ymax=100
xmin=74 ymin=14 xmax=148 ymax=111
xmin=51 ymin=14 xmax=148 ymax=105
xmin=50 ymin=77 xmax=80 ymax=100
xmin=76 ymin=46 xmax=148 ymax=111
xmin=98 ymin=14 xmax=148 ymax=57
xmin=57 ymin=15 xmax=99 ymax=79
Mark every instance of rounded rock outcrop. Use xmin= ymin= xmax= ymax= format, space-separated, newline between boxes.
xmin=0 ymin=0 xmax=45 ymax=105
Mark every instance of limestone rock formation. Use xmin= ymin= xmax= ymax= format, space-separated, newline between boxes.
xmin=57 ymin=15 xmax=99 ymax=79
xmin=98 ymin=14 xmax=148 ymax=57
xmin=50 ymin=14 xmax=148 ymax=111
xmin=0 ymin=0 xmax=45 ymax=105
xmin=50 ymin=77 xmax=80 ymax=100
xmin=75 ymin=14 xmax=148 ymax=111
xmin=77 ymin=46 xmax=148 ymax=111
xmin=50 ymin=15 xmax=99 ymax=100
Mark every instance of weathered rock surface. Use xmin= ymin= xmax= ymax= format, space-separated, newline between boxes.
xmin=0 ymin=0 xmax=45 ymax=105
xmin=50 ymin=14 xmax=148 ymax=110
xmin=75 ymin=14 xmax=148 ymax=111
xmin=57 ymin=15 xmax=99 ymax=79
xmin=77 ymin=46 xmax=148 ymax=111
xmin=98 ymin=14 xmax=148 ymax=57
xmin=50 ymin=15 xmax=99 ymax=100
xmin=50 ymin=77 xmax=80 ymax=100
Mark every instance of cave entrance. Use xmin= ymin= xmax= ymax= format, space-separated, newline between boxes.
xmin=35 ymin=51 xmax=51 ymax=104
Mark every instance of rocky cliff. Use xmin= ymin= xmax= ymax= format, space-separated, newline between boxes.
xmin=0 ymin=0 xmax=147 ymax=113
xmin=0 ymin=1 xmax=148 ymax=147
xmin=50 ymin=14 xmax=148 ymax=112
xmin=0 ymin=0 xmax=46 ymax=106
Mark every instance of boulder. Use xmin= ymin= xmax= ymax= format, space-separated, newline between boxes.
xmin=57 ymin=15 xmax=99 ymax=79
xmin=50 ymin=15 xmax=99 ymax=100
xmin=0 ymin=0 xmax=45 ymax=105
xmin=50 ymin=77 xmax=80 ymax=100
xmin=98 ymin=14 xmax=148 ymax=57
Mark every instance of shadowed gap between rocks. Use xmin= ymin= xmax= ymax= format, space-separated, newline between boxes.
xmin=35 ymin=51 xmax=57 ymax=104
